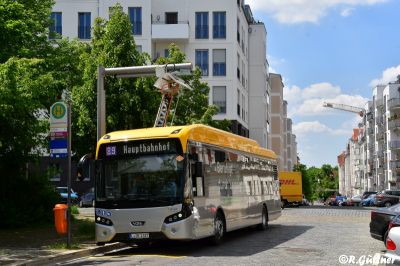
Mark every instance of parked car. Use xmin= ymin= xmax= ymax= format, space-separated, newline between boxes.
xmin=341 ymin=199 xmax=353 ymax=206
xmin=79 ymin=187 xmax=95 ymax=207
xmin=362 ymin=194 xmax=376 ymax=206
xmin=370 ymin=203 xmax=400 ymax=247
xmin=374 ymin=190 xmax=400 ymax=207
xmin=383 ymin=213 xmax=400 ymax=264
xmin=351 ymin=194 xmax=363 ymax=206
xmin=363 ymin=191 xmax=377 ymax=198
xmin=56 ymin=187 xmax=78 ymax=204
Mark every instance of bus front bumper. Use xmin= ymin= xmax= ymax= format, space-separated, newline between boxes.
xmin=96 ymin=216 xmax=194 ymax=243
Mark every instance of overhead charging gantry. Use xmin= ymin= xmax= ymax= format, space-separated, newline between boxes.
xmin=97 ymin=63 xmax=193 ymax=141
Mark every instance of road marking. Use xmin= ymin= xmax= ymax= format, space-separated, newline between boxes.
xmin=87 ymin=254 xmax=187 ymax=259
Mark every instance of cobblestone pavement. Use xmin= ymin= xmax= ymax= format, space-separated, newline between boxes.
xmin=63 ymin=205 xmax=389 ymax=266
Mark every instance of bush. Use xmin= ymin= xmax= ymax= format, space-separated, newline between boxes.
xmin=0 ymin=168 xmax=60 ymax=229
xmin=71 ymin=205 xmax=80 ymax=215
xmin=75 ymin=223 xmax=95 ymax=237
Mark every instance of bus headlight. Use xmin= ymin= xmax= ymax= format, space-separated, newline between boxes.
xmin=95 ymin=215 xmax=113 ymax=226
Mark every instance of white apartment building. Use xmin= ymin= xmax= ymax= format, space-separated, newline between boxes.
xmin=51 ymin=0 xmax=274 ymax=146
xmin=339 ymin=78 xmax=400 ymax=195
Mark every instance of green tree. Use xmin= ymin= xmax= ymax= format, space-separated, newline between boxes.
xmin=293 ymin=164 xmax=312 ymax=199
xmin=0 ymin=0 xmax=55 ymax=63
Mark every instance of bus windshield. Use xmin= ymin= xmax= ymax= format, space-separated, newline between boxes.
xmin=97 ymin=153 xmax=185 ymax=208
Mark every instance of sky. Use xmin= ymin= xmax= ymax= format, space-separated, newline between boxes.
xmin=246 ymin=0 xmax=400 ymax=169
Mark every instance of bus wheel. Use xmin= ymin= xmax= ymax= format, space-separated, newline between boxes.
xmin=211 ymin=211 xmax=224 ymax=246
xmin=257 ymin=205 xmax=268 ymax=231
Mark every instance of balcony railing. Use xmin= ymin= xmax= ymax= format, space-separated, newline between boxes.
xmin=390 ymin=140 xmax=400 ymax=150
xmin=389 ymin=119 xmax=400 ymax=130
xmin=384 ymin=163 xmax=387 ymax=170
xmin=213 ymin=63 xmax=226 ymax=76
xmin=367 ymin=128 xmax=374 ymax=135
xmin=388 ymin=98 xmax=400 ymax=110
xmin=376 ymin=132 xmax=384 ymax=141
xmin=376 ymin=150 xmax=384 ymax=158
xmin=195 ymin=25 xmax=209 ymax=39
xmin=367 ymin=113 xmax=374 ymax=121
xmin=49 ymin=26 xmax=62 ymax=39
xmin=383 ymin=143 xmax=387 ymax=152
xmin=376 ymin=116 xmax=384 ymax=125
xmin=130 ymin=22 xmax=142 ymax=35
xmin=376 ymin=98 xmax=383 ymax=109
xmin=390 ymin=161 xmax=400 ymax=170
xmin=196 ymin=64 xmax=208 ymax=76
xmin=367 ymin=142 xmax=374 ymax=150
xmin=213 ymin=25 xmax=226 ymax=39
xmin=78 ymin=26 xmax=91 ymax=39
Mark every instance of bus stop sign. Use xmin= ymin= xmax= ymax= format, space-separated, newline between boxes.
xmin=50 ymin=102 xmax=68 ymax=158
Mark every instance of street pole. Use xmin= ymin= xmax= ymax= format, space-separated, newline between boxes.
xmin=67 ymin=105 xmax=71 ymax=248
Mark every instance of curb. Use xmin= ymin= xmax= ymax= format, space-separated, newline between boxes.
xmin=9 ymin=242 xmax=127 ymax=266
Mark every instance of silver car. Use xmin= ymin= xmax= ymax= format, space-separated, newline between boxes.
xmin=383 ymin=226 xmax=400 ymax=264
xmin=351 ymin=195 xmax=363 ymax=206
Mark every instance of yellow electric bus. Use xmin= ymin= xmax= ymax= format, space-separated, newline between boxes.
xmin=79 ymin=124 xmax=281 ymax=246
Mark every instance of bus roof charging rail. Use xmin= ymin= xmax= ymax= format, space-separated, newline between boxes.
xmin=97 ymin=63 xmax=193 ymax=141
xmin=153 ymin=64 xmax=193 ymax=128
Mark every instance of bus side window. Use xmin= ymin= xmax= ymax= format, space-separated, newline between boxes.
xmin=190 ymin=145 xmax=204 ymax=197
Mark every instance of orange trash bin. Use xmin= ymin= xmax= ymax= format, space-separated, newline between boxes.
xmin=53 ymin=204 xmax=68 ymax=234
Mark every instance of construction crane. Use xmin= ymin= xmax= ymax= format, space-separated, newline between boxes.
xmin=153 ymin=64 xmax=193 ymax=127
xmin=323 ymin=102 xmax=364 ymax=117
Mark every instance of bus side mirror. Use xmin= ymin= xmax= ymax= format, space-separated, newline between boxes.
xmin=77 ymin=153 xmax=94 ymax=181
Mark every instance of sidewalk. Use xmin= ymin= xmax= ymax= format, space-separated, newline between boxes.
xmin=0 ymin=213 xmax=126 ymax=266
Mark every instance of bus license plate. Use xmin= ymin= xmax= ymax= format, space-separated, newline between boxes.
xmin=129 ymin=233 xmax=149 ymax=239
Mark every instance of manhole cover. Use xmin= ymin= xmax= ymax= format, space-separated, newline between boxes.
xmin=286 ymin=248 xmax=317 ymax=253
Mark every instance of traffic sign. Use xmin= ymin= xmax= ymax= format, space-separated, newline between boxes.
xmin=50 ymin=102 xmax=68 ymax=157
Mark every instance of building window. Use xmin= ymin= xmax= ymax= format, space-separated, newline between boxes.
xmin=48 ymin=163 xmax=61 ymax=181
xmin=213 ymin=12 xmax=226 ymax=39
xmin=213 ymin=86 xmax=226 ymax=114
xmin=49 ymin=13 xmax=62 ymax=39
xmin=237 ymin=18 xmax=240 ymax=43
xmin=78 ymin=13 xmax=91 ymax=39
xmin=165 ymin=49 xmax=169 ymax=58
xmin=213 ymin=49 xmax=226 ymax=76
xmin=129 ymin=8 xmax=142 ymax=35
xmin=166 ymin=12 xmax=178 ymax=24
xmin=196 ymin=50 xmax=208 ymax=76
xmin=109 ymin=7 xmax=123 ymax=19
xmin=196 ymin=12 xmax=208 ymax=39
xmin=137 ymin=45 xmax=142 ymax=54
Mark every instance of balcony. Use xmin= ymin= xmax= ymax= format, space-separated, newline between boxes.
xmin=376 ymin=98 xmax=383 ymax=109
xmin=376 ymin=150 xmax=384 ymax=158
xmin=388 ymin=98 xmax=400 ymax=110
xmin=384 ymin=163 xmax=387 ymax=170
xmin=355 ymin=166 xmax=361 ymax=172
xmin=383 ymin=143 xmax=387 ymax=152
xmin=367 ymin=113 xmax=374 ymax=121
xmin=376 ymin=115 xmax=384 ymax=125
xmin=389 ymin=119 xmax=400 ymax=130
xmin=389 ymin=140 xmax=400 ymax=150
xmin=390 ymin=160 xmax=400 ymax=170
xmin=367 ymin=164 xmax=372 ymax=173
xmin=152 ymin=21 xmax=189 ymax=42
xmin=376 ymin=132 xmax=384 ymax=141
xmin=367 ymin=127 xmax=374 ymax=135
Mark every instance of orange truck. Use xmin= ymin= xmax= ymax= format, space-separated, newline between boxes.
xmin=279 ymin=171 xmax=303 ymax=207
